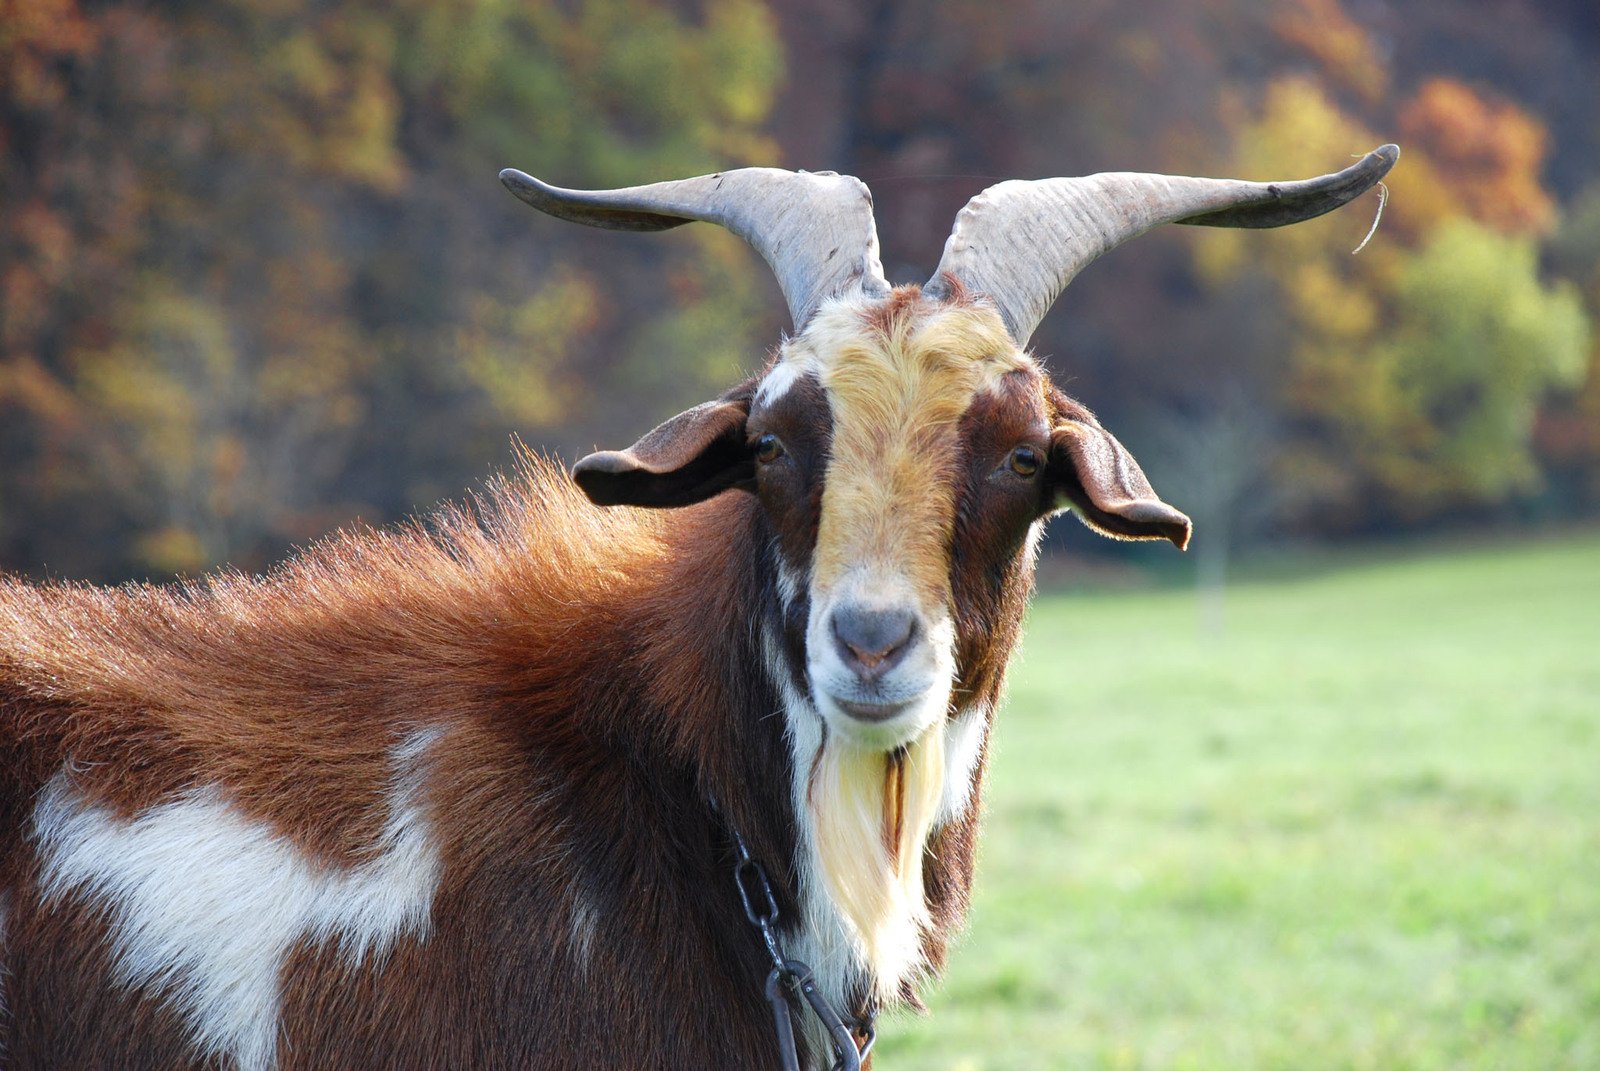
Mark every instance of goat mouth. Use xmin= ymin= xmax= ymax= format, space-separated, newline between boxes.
xmin=833 ymin=697 xmax=914 ymax=722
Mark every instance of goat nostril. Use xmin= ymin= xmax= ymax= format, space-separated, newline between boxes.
xmin=844 ymin=641 xmax=887 ymax=670
xmin=831 ymin=604 xmax=916 ymax=674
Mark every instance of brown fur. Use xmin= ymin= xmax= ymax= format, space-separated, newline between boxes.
xmin=0 ymin=286 xmax=1158 ymax=1067
xmin=0 ymin=456 xmax=813 ymax=1069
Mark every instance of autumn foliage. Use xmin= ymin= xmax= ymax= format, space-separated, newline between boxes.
xmin=1 ymin=0 xmax=1596 ymax=579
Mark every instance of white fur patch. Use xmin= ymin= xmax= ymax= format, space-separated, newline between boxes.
xmin=755 ymin=354 xmax=817 ymax=406
xmin=936 ymin=704 xmax=990 ymax=829
xmin=762 ymin=622 xmax=865 ymax=1064
xmin=774 ymin=557 xmax=806 ymax=611
xmin=32 ymin=728 xmax=444 ymax=1071
xmin=807 ymin=727 xmax=942 ymax=1000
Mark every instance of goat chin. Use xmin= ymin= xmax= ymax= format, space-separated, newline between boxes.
xmin=807 ymin=724 xmax=946 ymax=1001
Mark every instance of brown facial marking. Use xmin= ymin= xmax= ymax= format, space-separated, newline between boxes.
xmin=947 ymin=368 xmax=1053 ymax=712
xmin=749 ymin=371 xmax=832 ymax=591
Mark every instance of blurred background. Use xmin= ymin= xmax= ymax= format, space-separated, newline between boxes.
xmin=3 ymin=0 xmax=1597 ymax=580
xmin=2 ymin=1 xmax=1597 ymax=1068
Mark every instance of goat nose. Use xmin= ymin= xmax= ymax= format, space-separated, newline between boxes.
xmin=830 ymin=604 xmax=916 ymax=677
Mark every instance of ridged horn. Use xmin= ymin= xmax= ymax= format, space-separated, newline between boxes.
xmin=924 ymin=144 xmax=1399 ymax=345
xmin=500 ymin=167 xmax=890 ymax=333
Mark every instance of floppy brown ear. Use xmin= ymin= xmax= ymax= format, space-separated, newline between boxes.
xmin=1046 ymin=393 xmax=1192 ymax=550
xmin=573 ymin=392 xmax=753 ymax=508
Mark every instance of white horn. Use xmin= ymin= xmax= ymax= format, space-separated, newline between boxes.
xmin=924 ymin=144 xmax=1399 ymax=345
xmin=501 ymin=167 xmax=890 ymax=333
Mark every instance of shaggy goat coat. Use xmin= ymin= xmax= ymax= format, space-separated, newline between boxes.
xmin=0 ymin=453 xmax=993 ymax=1070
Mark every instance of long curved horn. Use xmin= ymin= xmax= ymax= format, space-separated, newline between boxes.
xmin=500 ymin=167 xmax=890 ymax=333
xmin=923 ymin=144 xmax=1399 ymax=345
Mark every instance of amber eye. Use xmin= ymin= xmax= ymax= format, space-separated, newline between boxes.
xmin=755 ymin=433 xmax=785 ymax=464
xmin=1008 ymin=445 xmax=1042 ymax=477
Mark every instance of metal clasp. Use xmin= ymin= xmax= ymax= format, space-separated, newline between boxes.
xmin=720 ymin=804 xmax=876 ymax=1070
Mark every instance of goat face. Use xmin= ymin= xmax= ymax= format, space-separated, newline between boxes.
xmin=571 ymin=289 xmax=1187 ymax=752
xmin=502 ymin=149 xmax=1395 ymax=996
xmin=570 ymin=287 xmax=1194 ymax=996
xmin=500 ymin=147 xmax=1395 ymax=755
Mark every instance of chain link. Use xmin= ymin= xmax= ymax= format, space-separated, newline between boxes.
xmin=717 ymin=803 xmax=877 ymax=1071
xmin=732 ymin=830 xmax=788 ymax=972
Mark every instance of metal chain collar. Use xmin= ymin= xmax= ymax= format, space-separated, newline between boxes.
xmin=726 ymin=819 xmax=876 ymax=1071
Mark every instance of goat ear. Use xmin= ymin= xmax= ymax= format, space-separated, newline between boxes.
xmin=573 ymin=395 xmax=753 ymax=508
xmin=1046 ymin=393 xmax=1191 ymax=550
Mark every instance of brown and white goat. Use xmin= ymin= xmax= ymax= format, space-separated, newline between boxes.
xmin=0 ymin=144 xmax=1396 ymax=1069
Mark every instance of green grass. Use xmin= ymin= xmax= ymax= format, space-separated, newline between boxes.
xmin=878 ymin=532 xmax=1600 ymax=1071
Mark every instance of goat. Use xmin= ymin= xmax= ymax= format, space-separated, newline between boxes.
xmin=0 ymin=144 xmax=1397 ymax=1069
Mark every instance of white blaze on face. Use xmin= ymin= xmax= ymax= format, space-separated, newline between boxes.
xmin=769 ymin=292 xmax=1029 ymax=1001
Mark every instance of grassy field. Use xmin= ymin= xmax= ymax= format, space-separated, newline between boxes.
xmin=877 ymin=533 xmax=1600 ymax=1071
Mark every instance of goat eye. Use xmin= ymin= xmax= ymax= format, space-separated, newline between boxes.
xmin=755 ymin=434 xmax=785 ymax=464
xmin=1008 ymin=445 xmax=1042 ymax=477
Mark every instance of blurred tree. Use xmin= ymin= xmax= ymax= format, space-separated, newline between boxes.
xmin=1133 ymin=382 xmax=1283 ymax=636
xmin=0 ymin=0 xmax=783 ymax=579
xmin=1193 ymin=62 xmax=1592 ymax=532
xmin=1538 ymin=182 xmax=1600 ymax=512
xmin=762 ymin=0 xmax=1600 ymax=547
xmin=5 ymin=0 xmax=1600 ymax=579
xmin=1375 ymin=221 xmax=1589 ymax=513
xmin=1398 ymin=77 xmax=1556 ymax=237
xmin=1271 ymin=0 xmax=1388 ymax=107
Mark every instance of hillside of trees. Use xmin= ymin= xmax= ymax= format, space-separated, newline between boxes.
xmin=3 ymin=0 xmax=1596 ymax=580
